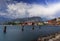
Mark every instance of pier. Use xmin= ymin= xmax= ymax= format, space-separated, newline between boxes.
xmin=3 ymin=26 xmax=7 ymax=34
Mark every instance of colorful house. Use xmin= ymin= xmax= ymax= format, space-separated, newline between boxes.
xmin=48 ymin=19 xmax=57 ymax=25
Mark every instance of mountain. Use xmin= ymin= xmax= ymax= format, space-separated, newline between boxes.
xmin=41 ymin=17 xmax=48 ymax=21
xmin=12 ymin=17 xmax=43 ymax=22
xmin=0 ymin=16 xmax=44 ymax=25
xmin=0 ymin=16 xmax=12 ymax=24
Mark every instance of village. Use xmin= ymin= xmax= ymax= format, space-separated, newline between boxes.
xmin=44 ymin=17 xmax=60 ymax=25
xmin=6 ymin=17 xmax=60 ymax=26
xmin=17 ymin=17 xmax=60 ymax=26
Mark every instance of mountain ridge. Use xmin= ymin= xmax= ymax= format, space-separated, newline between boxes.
xmin=12 ymin=17 xmax=43 ymax=22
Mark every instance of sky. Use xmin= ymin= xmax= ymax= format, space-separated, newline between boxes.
xmin=0 ymin=0 xmax=60 ymax=19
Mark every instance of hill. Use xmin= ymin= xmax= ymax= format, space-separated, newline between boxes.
xmin=12 ymin=17 xmax=43 ymax=22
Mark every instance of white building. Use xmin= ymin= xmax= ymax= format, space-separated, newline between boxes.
xmin=56 ymin=18 xmax=60 ymax=22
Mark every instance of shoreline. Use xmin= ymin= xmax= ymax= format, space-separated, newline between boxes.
xmin=37 ymin=32 xmax=60 ymax=41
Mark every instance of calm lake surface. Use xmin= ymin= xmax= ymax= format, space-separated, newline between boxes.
xmin=0 ymin=25 xmax=60 ymax=41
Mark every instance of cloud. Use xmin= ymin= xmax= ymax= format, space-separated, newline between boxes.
xmin=3 ymin=2 xmax=60 ymax=19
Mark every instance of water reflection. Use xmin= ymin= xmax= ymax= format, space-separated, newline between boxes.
xmin=39 ymin=25 xmax=41 ymax=29
xmin=22 ymin=25 xmax=24 ymax=27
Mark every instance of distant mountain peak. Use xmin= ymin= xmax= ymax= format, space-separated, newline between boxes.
xmin=12 ymin=17 xmax=43 ymax=22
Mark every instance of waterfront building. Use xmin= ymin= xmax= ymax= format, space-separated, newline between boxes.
xmin=37 ymin=22 xmax=44 ymax=25
xmin=25 ymin=22 xmax=33 ymax=25
xmin=56 ymin=17 xmax=60 ymax=22
xmin=56 ymin=18 xmax=60 ymax=25
xmin=47 ymin=19 xmax=57 ymax=25
xmin=44 ymin=21 xmax=48 ymax=25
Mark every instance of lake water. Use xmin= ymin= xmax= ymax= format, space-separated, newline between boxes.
xmin=0 ymin=25 xmax=60 ymax=41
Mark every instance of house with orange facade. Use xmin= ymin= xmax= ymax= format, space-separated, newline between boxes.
xmin=47 ymin=18 xmax=57 ymax=25
xmin=47 ymin=17 xmax=60 ymax=25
